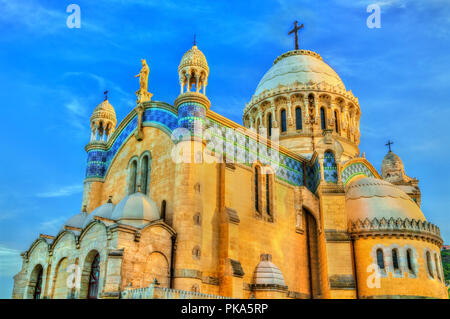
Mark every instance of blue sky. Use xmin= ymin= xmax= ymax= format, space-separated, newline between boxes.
xmin=0 ymin=0 xmax=449 ymax=298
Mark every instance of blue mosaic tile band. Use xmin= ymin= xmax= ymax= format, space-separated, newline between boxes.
xmin=205 ymin=118 xmax=306 ymax=188
xmin=86 ymin=107 xmax=177 ymax=179
xmin=143 ymin=108 xmax=178 ymax=131
xmin=178 ymin=102 xmax=206 ymax=137
xmin=324 ymin=151 xmax=338 ymax=183
xmin=341 ymin=162 xmax=375 ymax=186
xmin=85 ymin=105 xmax=319 ymax=192
xmin=305 ymin=158 xmax=321 ymax=192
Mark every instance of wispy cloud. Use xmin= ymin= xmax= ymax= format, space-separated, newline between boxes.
xmin=38 ymin=216 xmax=68 ymax=234
xmin=36 ymin=185 xmax=83 ymax=198
xmin=0 ymin=244 xmax=22 ymax=277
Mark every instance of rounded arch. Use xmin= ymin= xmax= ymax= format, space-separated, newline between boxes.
xmin=79 ymin=250 xmax=101 ymax=299
xmin=139 ymin=151 xmax=152 ymax=195
xmin=50 ymin=230 xmax=77 ymax=252
xmin=26 ymin=264 xmax=44 ymax=299
xmin=303 ymin=207 xmax=321 ymax=298
xmin=127 ymin=156 xmax=139 ymax=194
xmin=78 ymin=220 xmax=108 ymax=245
xmin=341 ymin=158 xmax=381 ymax=186
xmin=142 ymin=251 xmax=170 ymax=288
xmin=51 ymin=257 xmax=70 ymax=299
xmin=280 ymin=108 xmax=287 ymax=133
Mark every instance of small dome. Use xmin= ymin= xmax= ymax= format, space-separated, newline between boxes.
xmin=346 ymin=177 xmax=426 ymax=222
xmin=253 ymin=50 xmax=345 ymax=97
xmin=112 ymin=192 xmax=160 ymax=226
xmin=82 ymin=201 xmax=115 ymax=228
xmin=253 ymin=254 xmax=286 ymax=287
xmin=90 ymin=99 xmax=117 ymax=124
xmin=381 ymin=151 xmax=405 ymax=182
xmin=62 ymin=211 xmax=88 ymax=231
xmin=178 ymin=45 xmax=209 ymax=74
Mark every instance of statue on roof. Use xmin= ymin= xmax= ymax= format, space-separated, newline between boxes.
xmin=135 ymin=59 xmax=153 ymax=103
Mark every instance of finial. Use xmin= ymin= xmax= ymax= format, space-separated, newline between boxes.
xmin=385 ymin=140 xmax=394 ymax=152
xmin=104 ymin=90 xmax=108 ymax=101
xmin=107 ymin=195 xmax=113 ymax=203
xmin=82 ymin=205 xmax=87 ymax=213
xmin=137 ymin=184 xmax=142 ymax=193
xmin=193 ymin=33 xmax=197 ymax=46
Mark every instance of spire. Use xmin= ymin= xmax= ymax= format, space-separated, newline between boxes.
xmin=103 ymin=90 xmax=108 ymax=101
xmin=193 ymin=33 xmax=197 ymax=46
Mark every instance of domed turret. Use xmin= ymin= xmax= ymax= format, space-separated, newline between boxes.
xmin=175 ymin=40 xmax=211 ymax=139
xmin=90 ymin=94 xmax=117 ymax=143
xmin=178 ymin=43 xmax=209 ymax=95
xmin=381 ymin=151 xmax=407 ymax=183
xmin=111 ymin=192 xmax=160 ymax=227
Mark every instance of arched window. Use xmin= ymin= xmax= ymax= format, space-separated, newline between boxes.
xmin=426 ymin=251 xmax=434 ymax=278
xmin=88 ymin=253 xmax=100 ymax=299
xmin=161 ymin=200 xmax=167 ymax=221
xmin=267 ymin=113 xmax=272 ymax=138
xmin=254 ymin=166 xmax=260 ymax=213
xmin=392 ymin=249 xmax=399 ymax=270
xmin=376 ymin=249 xmax=385 ymax=270
xmin=334 ymin=110 xmax=339 ymax=133
xmin=320 ymin=108 xmax=326 ymax=130
xmin=140 ymin=155 xmax=151 ymax=194
xmin=281 ymin=109 xmax=287 ymax=133
xmin=33 ymin=267 xmax=43 ymax=299
xmin=129 ymin=160 xmax=138 ymax=194
xmin=406 ymin=249 xmax=414 ymax=273
xmin=295 ymin=107 xmax=302 ymax=130
xmin=434 ymin=254 xmax=441 ymax=281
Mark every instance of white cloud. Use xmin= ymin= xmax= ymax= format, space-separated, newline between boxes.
xmin=36 ymin=184 xmax=83 ymax=198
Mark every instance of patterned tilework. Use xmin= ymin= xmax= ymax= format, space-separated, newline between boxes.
xmin=143 ymin=108 xmax=178 ymax=131
xmin=341 ymin=162 xmax=375 ymax=186
xmin=204 ymin=118 xmax=306 ymax=188
xmin=85 ymin=107 xmax=177 ymax=179
xmin=305 ymin=158 xmax=321 ymax=192
xmin=323 ymin=151 xmax=338 ymax=184
xmin=178 ymin=102 xmax=206 ymax=137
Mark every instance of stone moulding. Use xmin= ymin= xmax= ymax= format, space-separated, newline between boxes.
xmin=244 ymin=80 xmax=359 ymax=112
xmin=349 ymin=217 xmax=442 ymax=245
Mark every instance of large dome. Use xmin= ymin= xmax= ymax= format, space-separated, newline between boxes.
xmin=253 ymin=50 xmax=345 ymax=97
xmin=346 ymin=177 xmax=425 ymax=222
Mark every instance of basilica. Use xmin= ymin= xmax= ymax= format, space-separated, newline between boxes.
xmin=12 ymin=30 xmax=448 ymax=299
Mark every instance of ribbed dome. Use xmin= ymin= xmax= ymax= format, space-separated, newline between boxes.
xmin=82 ymin=201 xmax=115 ymax=228
xmin=111 ymin=193 xmax=160 ymax=226
xmin=178 ymin=45 xmax=209 ymax=73
xmin=254 ymin=50 xmax=345 ymax=97
xmin=90 ymin=99 xmax=117 ymax=123
xmin=253 ymin=254 xmax=286 ymax=287
xmin=346 ymin=177 xmax=426 ymax=222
